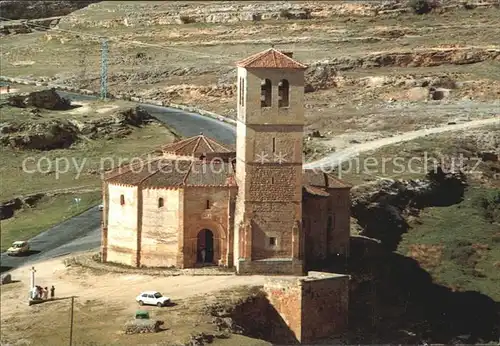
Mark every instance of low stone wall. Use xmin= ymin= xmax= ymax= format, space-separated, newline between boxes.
xmin=263 ymin=271 xmax=350 ymax=343
xmin=237 ymin=259 xmax=303 ymax=275
xmin=65 ymin=252 xmax=235 ymax=276
xmin=0 ymin=75 xmax=237 ymax=126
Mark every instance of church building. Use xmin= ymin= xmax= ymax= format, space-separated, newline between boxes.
xmin=100 ymin=48 xmax=351 ymax=275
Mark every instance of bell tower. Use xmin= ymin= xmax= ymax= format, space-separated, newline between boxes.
xmin=233 ymin=48 xmax=307 ymax=275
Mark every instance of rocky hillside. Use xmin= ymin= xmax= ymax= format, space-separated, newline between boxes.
xmin=0 ymin=0 xmax=100 ymax=20
xmin=59 ymin=0 xmax=497 ymax=28
xmin=1 ymin=106 xmax=153 ymax=150
xmin=1 ymin=89 xmax=154 ymax=150
xmin=351 ymin=167 xmax=467 ymax=251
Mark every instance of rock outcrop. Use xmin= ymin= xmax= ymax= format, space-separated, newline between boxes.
xmin=1 ymin=120 xmax=79 ymax=150
xmin=0 ymin=193 xmax=45 ymax=220
xmin=68 ymin=106 xmax=153 ymax=140
xmin=351 ymin=167 xmax=467 ymax=251
xmin=8 ymin=88 xmax=71 ymax=110
xmin=60 ymin=1 xmax=485 ymax=29
xmin=314 ymin=48 xmax=500 ymax=72
xmin=0 ymin=0 xmax=100 ymax=20
xmin=0 ymin=106 xmax=154 ymax=150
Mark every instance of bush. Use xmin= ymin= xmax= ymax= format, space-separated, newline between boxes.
xmin=279 ymin=9 xmax=293 ymax=19
xmin=462 ymin=2 xmax=476 ymax=10
xmin=409 ymin=0 xmax=434 ymax=14
xmin=179 ymin=15 xmax=196 ymax=24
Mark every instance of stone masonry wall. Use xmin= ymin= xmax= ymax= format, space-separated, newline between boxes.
xmin=264 ymin=278 xmax=303 ymax=340
xmin=301 ymin=273 xmax=349 ymax=342
xmin=238 ymin=259 xmax=303 ymax=275
xmin=234 ymin=59 xmax=305 ymax=274
xmin=328 ymin=188 xmax=351 ymax=256
xmin=303 ymin=196 xmax=329 ymax=264
xmin=140 ymin=187 xmax=181 ymax=267
xmin=302 ymin=188 xmax=351 ymax=266
xmin=248 ymin=202 xmax=299 ymax=259
xmin=241 ymin=68 xmax=305 ymax=126
xmin=247 ymin=165 xmax=302 ymax=202
xmin=106 ymin=184 xmax=139 ymax=266
xmin=264 ymin=272 xmax=350 ymax=343
xmin=182 ymin=187 xmax=234 ymax=267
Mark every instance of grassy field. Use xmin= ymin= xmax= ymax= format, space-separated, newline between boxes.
xmin=1 ymin=99 xmax=177 ymax=246
xmin=0 ymin=104 xmax=176 ymax=199
xmin=337 ymin=126 xmax=500 ymax=186
xmin=0 ymin=191 xmax=101 ymax=251
xmin=399 ymin=185 xmax=500 ymax=301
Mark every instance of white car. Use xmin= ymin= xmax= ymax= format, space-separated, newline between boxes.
xmin=6 ymin=241 xmax=30 ymax=256
xmin=136 ymin=291 xmax=170 ymax=307
xmin=98 ymin=204 xmax=104 ymax=211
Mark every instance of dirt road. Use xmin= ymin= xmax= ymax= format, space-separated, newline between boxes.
xmin=304 ymin=116 xmax=500 ymax=170
xmin=0 ymin=256 xmax=270 ymax=319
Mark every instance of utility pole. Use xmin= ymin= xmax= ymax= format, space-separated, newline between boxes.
xmin=69 ymin=296 xmax=75 ymax=346
xmin=100 ymin=37 xmax=108 ymax=100
xmin=29 ymin=266 xmax=36 ymax=300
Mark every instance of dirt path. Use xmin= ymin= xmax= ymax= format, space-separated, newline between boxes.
xmin=0 ymin=256 xmax=271 ymax=319
xmin=304 ymin=116 xmax=500 ymax=170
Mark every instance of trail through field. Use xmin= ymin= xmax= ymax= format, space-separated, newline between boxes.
xmin=304 ymin=116 xmax=500 ymax=170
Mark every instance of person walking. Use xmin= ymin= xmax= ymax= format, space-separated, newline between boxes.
xmin=50 ymin=285 xmax=55 ymax=298
xmin=201 ymin=247 xmax=206 ymax=263
xmin=43 ymin=287 xmax=48 ymax=299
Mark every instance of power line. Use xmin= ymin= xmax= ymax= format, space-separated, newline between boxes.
xmin=100 ymin=37 xmax=108 ymax=100
xmin=69 ymin=296 xmax=75 ymax=346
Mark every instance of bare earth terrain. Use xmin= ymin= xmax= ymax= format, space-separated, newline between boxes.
xmin=1 ymin=1 xmax=499 ymax=345
xmin=1 ymin=255 xmax=270 ymax=345
xmin=1 ymin=1 xmax=499 ymax=148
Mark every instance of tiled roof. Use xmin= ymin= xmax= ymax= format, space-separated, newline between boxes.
xmin=104 ymin=158 xmax=237 ymax=188
xmin=236 ymin=48 xmax=308 ymax=70
xmin=303 ymin=185 xmax=330 ymax=197
xmin=161 ymin=134 xmax=234 ymax=158
xmin=302 ymin=169 xmax=351 ymax=196
xmin=303 ymin=169 xmax=351 ymax=189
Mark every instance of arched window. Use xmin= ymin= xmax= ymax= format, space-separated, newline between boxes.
xmin=120 ymin=195 xmax=125 ymax=206
xmin=261 ymin=79 xmax=272 ymax=107
xmin=206 ymin=199 xmax=210 ymax=209
xmin=278 ymin=79 xmax=289 ymax=108
xmin=239 ymin=77 xmax=245 ymax=106
xmin=158 ymin=198 xmax=164 ymax=208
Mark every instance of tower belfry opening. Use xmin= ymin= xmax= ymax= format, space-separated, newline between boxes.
xmin=101 ymin=47 xmax=351 ymax=278
xmin=233 ymin=47 xmax=309 ymax=275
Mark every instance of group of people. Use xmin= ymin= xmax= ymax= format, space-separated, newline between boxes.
xmin=31 ymin=285 xmax=55 ymax=300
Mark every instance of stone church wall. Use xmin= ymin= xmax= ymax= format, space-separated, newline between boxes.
xmin=182 ymin=187 xmax=234 ymax=267
xmin=247 ymin=202 xmax=299 ymax=259
xmin=140 ymin=187 xmax=181 ymax=268
xmin=302 ymin=188 xmax=351 ymax=266
xmin=303 ymin=196 xmax=329 ymax=264
xmin=106 ymin=184 xmax=139 ymax=266
xmin=328 ymin=188 xmax=351 ymax=256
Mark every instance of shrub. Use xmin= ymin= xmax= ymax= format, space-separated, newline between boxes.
xmin=462 ymin=2 xmax=476 ymax=10
xmin=279 ymin=9 xmax=293 ymax=19
xmin=409 ymin=0 xmax=434 ymax=14
xmin=179 ymin=15 xmax=196 ymax=24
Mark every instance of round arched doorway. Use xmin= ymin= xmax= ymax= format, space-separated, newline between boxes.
xmin=197 ymin=229 xmax=214 ymax=264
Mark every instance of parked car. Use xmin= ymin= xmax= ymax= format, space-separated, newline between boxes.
xmin=98 ymin=204 xmax=104 ymax=211
xmin=136 ymin=291 xmax=170 ymax=307
xmin=6 ymin=241 xmax=30 ymax=256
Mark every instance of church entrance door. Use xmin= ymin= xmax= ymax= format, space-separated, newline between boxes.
xmin=197 ymin=229 xmax=214 ymax=264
